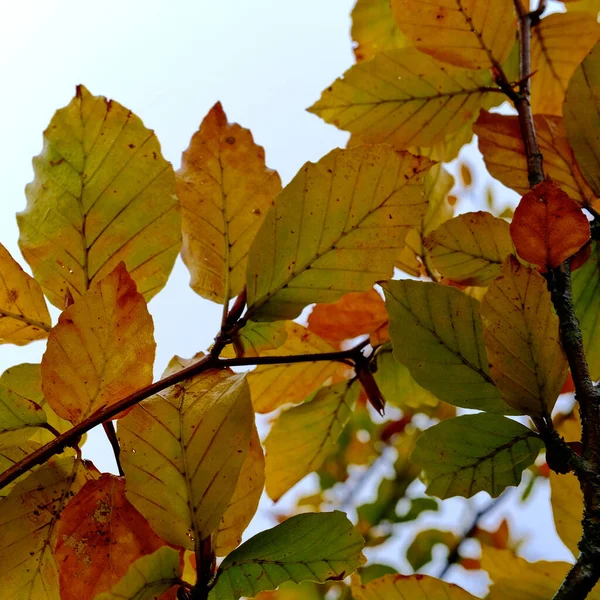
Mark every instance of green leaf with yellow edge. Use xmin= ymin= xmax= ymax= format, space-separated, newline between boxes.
xmin=253 ymin=581 xmax=324 ymax=600
xmin=424 ymin=212 xmax=514 ymax=286
xmin=573 ymin=241 xmax=600 ymax=380
xmin=351 ymin=0 xmax=407 ymax=62
xmin=0 ymin=243 xmax=51 ymax=344
xmin=564 ymin=42 xmax=600 ymax=197
xmin=390 ymin=0 xmax=515 ymax=70
xmin=308 ymin=49 xmax=502 ymax=150
xmin=411 ymin=414 xmax=542 ymax=499
xmin=481 ymin=256 xmax=568 ymax=417
xmin=351 ymin=574 xmax=477 ymax=600
xmin=531 ymin=12 xmax=600 ymax=116
xmin=176 ymin=102 xmax=281 ymax=304
xmin=94 ymin=547 xmax=181 ymax=600
xmin=118 ymin=369 xmax=253 ymax=550
xmin=214 ymin=422 xmax=265 ymax=556
xmin=246 ymin=145 xmax=433 ymax=321
xmin=247 ymin=322 xmax=338 ymax=413
xmin=382 ymin=280 xmax=513 ymax=413
xmin=0 ymin=457 xmax=98 ymax=600
xmin=41 ymin=263 xmax=156 ymax=425
xmin=222 ymin=320 xmax=288 ymax=358
xmin=18 ymin=85 xmax=180 ymax=309
xmin=209 ymin=511 xmax=365 ymax=600
xmin=265 ymin=380 xmax=358 ymax=501
xmin=474 ymin=111 xmax=599 ymax=208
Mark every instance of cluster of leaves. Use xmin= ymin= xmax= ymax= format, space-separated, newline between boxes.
xmin=1 ymin=0 xmax=600 ymax=599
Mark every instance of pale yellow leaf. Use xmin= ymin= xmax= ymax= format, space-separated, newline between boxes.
xmin=550 ymin=471 xmax=582 ymax=560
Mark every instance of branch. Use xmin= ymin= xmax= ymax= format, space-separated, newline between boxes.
xmin=553 ymin=556 xmax=600 ymax=600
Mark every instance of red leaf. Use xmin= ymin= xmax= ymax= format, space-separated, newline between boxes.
xmin=510 ymin=180 xmax=590 ymax=271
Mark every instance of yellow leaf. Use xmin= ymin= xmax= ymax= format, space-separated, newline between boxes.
xmin=481 ymin=256 xmax=568 ymax=417
xmin=390 ymin=0 xmax=516 ymax=70
xmin=214 ymin=422 xmax=265 ymax=556
xmin=265 ymin=381 xmax=358 ymax=501
xmin=176 ymin=102 xmax=281 ymax=304
xmin=474 ymin=111 xmax=598 ymax=207
xmin=0 ymin=441 xmax=42 ymax=498
xmin=0 ymin=243 xmax=51 ymax=344
xmin=246 ymin=145 xmax=434 ymax=321
xmin=351 ymin=0 xmax=407 ymax=62
xmin=565 ymin=0 xmax=600 ymax=14
xmin=351 ymin=573 xmax=477 ymax=600
xmin=247 ymin=322 xmax=338 ymax=414
xmin=424 ymin=212 xmax=514 ymax=286
xmin=41 ymin=263 xmax=156 ymax=424
xmin=550 ymin=471 xmax=582 ymax=560
xmin=308 ymin=49 xmax=502 ymax=150
xmin=0 ymin=457 xmax=98 ymax=600
xmin=531 ymin=12 xmax=600 ymax=116
xmin=118 ymin=369 xmax=253 ymax=549
xmin=18 ymin=85 xmax=180 ymax=309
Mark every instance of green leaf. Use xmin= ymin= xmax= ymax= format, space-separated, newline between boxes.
xmin=564 ymin=42 xmax=600 ymax=197
xmin=222 ymin=320 xmax=288 ymax=358
xmin=411 ymin=414 xmax=542 ymax=499
xmin=209 ymin=511 xmax=365 ymax=600
xmin=18 ymin=85 xmax=181 ymax=309
xmin=406 ymin=529 xmax=457 ymax=571
xmin=118 ymin=369 xmax=253 ymax=549
xmin=382 ymin=280 xmax=514 ymax=413
xmin=265 ymin=381 xmax=358 ymax=501
xmin=246 ymin=145 xmax=433 ymax=321
xmin=308 ymin=48 xmax=502 ymax=150
xmin=94 ymin=547 xmax=181 ymax=600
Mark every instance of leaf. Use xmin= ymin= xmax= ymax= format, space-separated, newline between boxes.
xmin=307 ymin=289 xmax=387 ymax=345
xmin=0 ymin=457 xmax=98 ymax=600
xmin=214 ymin=422 xmax=265 ymax=556
xmin=118 ymin=369 xmax=253 ymax=549
xmin=564 ymin=42 xmax=600 ymax=197
xmin=573 ymin=241 xmax=600 ymax=380
xmin=481 ymin=256 xmax=568 ymax=417
xmin=510 ymin=180 xmax=590 ymax=271
xmin=0 ymin=441 xmax=42 ymax=498
xmin=41 ymin=263 xmax=156 ymax=424
xmin=18 ymin=85 xmax=181 ymax=309
xmin=0 ymin=243 xmax=51 ymax=344
xmin=390 ymin=0 xmax=515 ymax=70
xmin=176 ymin=102 xmax=281 ymax=303
xmin=247 ymin=322 xmax=339 ymax=413
xmin=265 ymin=381 xmax=358 ymax=501
xmin=308 ymin=48 xmax=502 ymax=150
xmin=351 ymin=574 xmax=477 ymax=600
xmin=411 ymin=413 xmax=542 ymax=498
xmin=54 ymin=474 xmax=168 ymax=600
xmin=550 ymin=471 xmax=582 ymax=559
xmin=223 ymin=320 xmax=288 ymax=358
xmin=424 ymin=212 xmax=514 ymax=286
xmin=246 ymin=145 xmax=433 ymax=321
xmin=406 ymin=530 xmax=457 ymax=571
xmin=382 ymin=280 xmax=513 ymax=413
xmin=474 ymin=111 xmax=599 ymax=207
xmin=532 ymin=12 xmax=600 ymax=116
xmin=209 ymin=511 xmax=365 ymax=600
xmin=94 ymin=547 xmax=182 ymax=600
xmin=351 ymin=0 xmax=407 ymax=62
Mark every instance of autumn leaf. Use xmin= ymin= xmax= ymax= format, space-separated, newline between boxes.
xmin=351 ymin=574 xmax=477 ymax=600
xmin=474 ymin=111 xmax=599 ymax=207
xmin=55 ymin=474 xmax=168 ymax=600
xmin=0 ymin=441 xmax=42 ymax=498
xmin=265 ymin=381 xmax=359 ymax=501
xmin=390 ymin=0 xmax=516 ymax=70
xmin=550 ymin=470 xmax=582 ymax=560
xmin=481 ymin=256 xmax=568 ymax=417
xmin=308 ymin=49 xmax=503 ymax=150
xmin=424 ymin=212 xmax=514 ymax=286
xmin=510 ymin=180 xmax=590 ymax=271
xmin=176 ymin=102 xmax=281 ymax=304
xmin=223 ymin=320 xmax=288 ymax=358
xmin=246 ymin=145 xmax=433 ymax=321
xmin=18 ymin=85 xmax=180 ymax=309
xmin=247 ymin=322 xmax=338 ymax=413
xmin=118 ymin=369 xmax=253 ymax=549
xmin=41 ymin=263 xmax=156 ymax=424
xmin=406 ymin=530 xmax=457 ymax=571
xmin=411 ymin=414 xmax=542 ymax=498
xmin=530 ymin=12 xmax=600 ymax=116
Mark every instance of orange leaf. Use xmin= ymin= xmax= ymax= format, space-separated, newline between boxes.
xmin=307 ymin=289 xmax=387 ymax=345
xmin=510 ymin=180 xmax=590 ymax=270
xmin=55 ymin=474 xmax=168 ymax=600
xmin=561 ymin=372 xmax=575 ymax=395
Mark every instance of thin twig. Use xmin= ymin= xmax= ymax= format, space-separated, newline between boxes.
xmin=102 ymin=421 xmax=124 ymax=476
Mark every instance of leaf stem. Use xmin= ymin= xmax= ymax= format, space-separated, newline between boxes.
xmin=102 ymin=421 xmax=124 ymax=476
